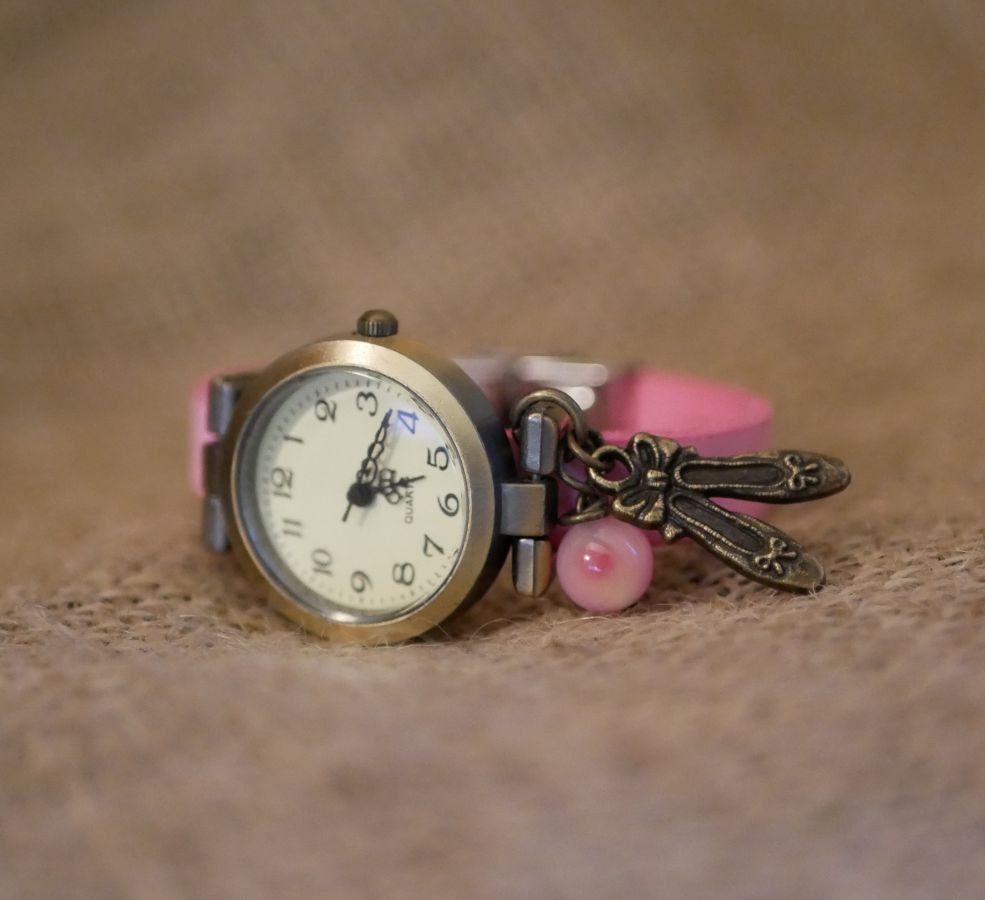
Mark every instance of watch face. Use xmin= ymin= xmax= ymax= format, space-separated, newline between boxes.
xmin=236 ymin=367 xmax=470 ymax=621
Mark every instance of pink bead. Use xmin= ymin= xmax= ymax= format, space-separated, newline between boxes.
xmin=556 ymin=519 xmax=654 ymax=614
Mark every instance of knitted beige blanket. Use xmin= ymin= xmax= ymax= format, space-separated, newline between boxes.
xmin=2 ymin=2 xmax=983 ymax=896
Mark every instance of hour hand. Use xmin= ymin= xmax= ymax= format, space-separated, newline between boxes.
xmin=377 ymin=472 xmax=426 ymax=504
xmin=392 ymin=474 xmax=426 ymax=488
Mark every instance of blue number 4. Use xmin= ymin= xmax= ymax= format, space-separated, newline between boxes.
xmin=397 ymin=410 xmax=419 ymax=433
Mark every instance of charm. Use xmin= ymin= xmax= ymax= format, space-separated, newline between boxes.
xmin=583 ymin=435 xmax=850 ymax=591
xmin=513 ymin=388 xmax=852 ymax=594
xmin=556 ymin=518 xmax=654 ymax=614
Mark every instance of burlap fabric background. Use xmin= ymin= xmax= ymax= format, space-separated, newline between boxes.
xmin=2 ymin=2 xmax=983 ymax=897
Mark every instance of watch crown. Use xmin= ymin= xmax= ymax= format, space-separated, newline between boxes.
xmin=356 ymin=309 xmax=399 ymax=338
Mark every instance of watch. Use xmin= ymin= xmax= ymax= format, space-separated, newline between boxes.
xmin=192 ymin=309 xmax=850 ymax=644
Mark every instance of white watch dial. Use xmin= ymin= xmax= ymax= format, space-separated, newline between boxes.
xmin=243 ymin=367 xmax=469 ymax=618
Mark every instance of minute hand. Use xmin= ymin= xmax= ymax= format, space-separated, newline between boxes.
xmin=342 ymin=409 xmax=393 ymax=523
xmin=355 ymin=409 xmax=393 ymax=484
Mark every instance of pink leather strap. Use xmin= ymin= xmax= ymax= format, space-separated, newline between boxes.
xmin=189 ymin=367 xmax=773 ymax=517
xmin=190 ymin=375 xmax=218 ymax=498
xmin=601 ymin=369 xmax=772 ymax=455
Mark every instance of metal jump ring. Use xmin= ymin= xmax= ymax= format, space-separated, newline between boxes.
xmin=564 ymin=428 xmax=610 ymax=473
xmin=556 ymin=451 xmax=596 ymax=495
xmin=510 ymin=388 xmax=591 ymax=445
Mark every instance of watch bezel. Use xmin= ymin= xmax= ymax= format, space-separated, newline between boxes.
xmin=220 ymin=332 xmax=514 ymax=644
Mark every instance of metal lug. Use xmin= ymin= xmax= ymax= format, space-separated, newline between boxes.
xmin=518 ymin=407 xmax=559 ymax=476
xmin=207 ymin=373 xmax=253 ymax=437
xmin=203 ymin=441 xmax=224 ymax=495
xmin=202 ymin=495 xmax=229 ymax=552
xmin=500 ymin=480 xmax=556 ymax=537
xmin=512 ymin=537 xmax=553 ymax=597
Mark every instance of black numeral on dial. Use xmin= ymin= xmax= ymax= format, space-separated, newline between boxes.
xmin=351 ymin=570 xmax=372 ymax=593
xmin=426 ymin=446 xmax=450 ymax=470
xmin=423 ymin=534 xmax=444 ymax=557
xmin=315 ymin=399 xmax=337 ymax=422
xmin=282 ymin=518 xmax=303 ymax=538
xmin=356 ymin=391 xmax=378 ymax=416
xmin=437 ymin=493 xmax=460 ymax=516
xmin=392 ymin=563 xmax=415 ymax=585
xmin=272 ymin=467 xmax=294 ymax=499
xmin=311 ymin=548 xmax=333 ymax=576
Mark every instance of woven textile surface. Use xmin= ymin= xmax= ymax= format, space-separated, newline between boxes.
xmin=2 ymin=2 xmax=984 ymax=897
